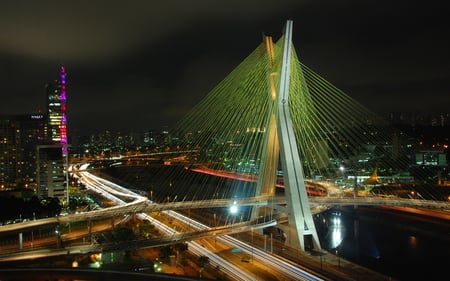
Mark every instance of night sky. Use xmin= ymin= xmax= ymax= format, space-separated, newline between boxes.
xmin=1 ymin=0 xmax=449 ymax=136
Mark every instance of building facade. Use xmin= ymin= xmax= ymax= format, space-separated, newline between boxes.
xmin=39 ymin=66 xmax=69 ymax=204
xmin=0 ymin=113 xmax=47 ymax=190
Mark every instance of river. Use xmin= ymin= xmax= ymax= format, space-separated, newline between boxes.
xmin=315 ymin=206 xmax=449 ymax=280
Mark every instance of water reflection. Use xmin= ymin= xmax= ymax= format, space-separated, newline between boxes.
xmin=329 ymin=211 xmax=345 ymax=249
xmin=315 ymin=207 xmax=449 ymax=280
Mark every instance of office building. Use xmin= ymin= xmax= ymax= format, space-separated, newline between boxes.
xmin=38 ymin=66 xmax=69 ymax=204
xmin=0 ymin=113 xmax=47 ymax=190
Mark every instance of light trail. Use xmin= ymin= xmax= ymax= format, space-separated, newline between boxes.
xmin=165 ymin=210 xmax=323 ymax=281
xmin=78 ymin=165 xmax=261 ymax=281
xmin=1 ymin=163 xmax=442 ymax=280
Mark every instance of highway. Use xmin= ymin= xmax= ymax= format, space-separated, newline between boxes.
xmin=76 ymin=165 xmax=325 ymax=280
xmin=1 ymin=163 xmax=447 ymax=279
xmin=0 ymin=187 xmax=446 ymax=236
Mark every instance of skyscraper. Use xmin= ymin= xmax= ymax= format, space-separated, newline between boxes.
xmin=46 ymin=66 xmax=68 ymax=151
xmin=37 ymin=66 xmax=69 ymax=204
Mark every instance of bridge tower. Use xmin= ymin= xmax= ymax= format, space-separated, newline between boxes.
xmin=252 ymin=20 xmax=321 ymax=251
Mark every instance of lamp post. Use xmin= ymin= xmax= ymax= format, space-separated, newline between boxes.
xmin=270 ymin=232 xmax=273 ymax=253
xmin=214 ymin=213 xmax=217 ymax=246
xmin=264 ymin=234 xmax=267 ymax=251
xmin=336 ymin=247 xmax=341 ymax=270
xmin=229 ymin=200 xmax=238 ymax=224
xmin=339 ymin=166 xmax=345 ymax=186
xmin=251 ymin=227 xmax=254 ymax=263
xmin=55 ymin=225 xmax=61 ymax=248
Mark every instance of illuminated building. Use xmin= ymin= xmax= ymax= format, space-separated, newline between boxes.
xmin=46 ymin=66 xmax=68 ymax=150
xmin=0 ymin=113 xmax=46 ymax=190
xmin=36 ymin=144 xmax=67 ymax=199
xmin=0 ymin=67 xmax=69 ymax=204
xmin=38 ymin=66 xmax=69 ymax=204
xmin=415 ymin=150 xmax=448 ymax=166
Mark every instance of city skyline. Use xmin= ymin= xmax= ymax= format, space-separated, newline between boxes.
xmin=1 ymin=0 xmax=449 ymax=135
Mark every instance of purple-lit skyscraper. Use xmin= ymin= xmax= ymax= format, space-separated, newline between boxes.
xmin=39 ymin=66 xmax=69 ymax=204
xmin=46 ymin=66 xmax=68 ymax=150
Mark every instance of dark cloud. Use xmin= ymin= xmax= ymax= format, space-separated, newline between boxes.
xmin=1 ymin=0 xmax=449 ymax=135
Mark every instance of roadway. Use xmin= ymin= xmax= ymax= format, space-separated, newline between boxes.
xmin=2 ymin=192 xmax=446 ymax=236
xmin=0 ymin=165 xmax=324 ymax=281
xmin=76 ymin=166 xmax=326 ymax=281
xmin=1 ymin=161 xmax=447 ymax=237
xmin=1 ymin=163 xmax=446 ymax=280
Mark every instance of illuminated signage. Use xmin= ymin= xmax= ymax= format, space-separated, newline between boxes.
xmin=31 ymin=114 xmax=44 ymax=119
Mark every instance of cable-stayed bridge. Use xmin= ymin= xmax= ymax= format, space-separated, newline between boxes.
xmin=146 ymin=19 xmax=449 ymax=251
xmin=0 ymin=165 xmax=446 ymax=281
xmin=0 ymin=21 xmax=448 ymax=279
xmin=1 ymin=164 xmax=447 ymax=235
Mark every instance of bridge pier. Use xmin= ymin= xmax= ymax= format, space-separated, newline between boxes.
xmin=251 ymin=21 xmax=321 ymax=252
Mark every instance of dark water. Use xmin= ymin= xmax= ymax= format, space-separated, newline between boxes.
xmin=315 ymin=206 xmax=450 ymax=281
xmin=99 ymin=165 xmax=450 ymax=281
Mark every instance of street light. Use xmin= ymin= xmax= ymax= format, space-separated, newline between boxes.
xmin=251 ymin=227 xmax=254 ymax=263
xmin=229 ymin=201 xmax=238 ymax=215
xmin=339 ymin=166 xmax=345 ymax=180
xmin=335 ymin=247 xmax=341 ymax=270
xmin=55 ymin=225 xmax=61 ymax=248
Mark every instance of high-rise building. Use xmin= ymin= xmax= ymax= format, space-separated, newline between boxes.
xmin=36 ymin=144 xmax=67 ymax=199
xmin=0 ymin=67 xmax=69 ymax=204
xmin=37 ymin=66 xmax=69 ymax=204
xmin=46 ymin=66 xmax=68 ymax=150
xmin=0 ymin=113 xmax=47 ymax=190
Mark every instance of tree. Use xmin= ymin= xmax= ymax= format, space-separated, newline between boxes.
xmin=28 ymin=196 xmax=41 ymax=219
xmin=111 ymin=226 xmax=136 ymax=242
xmin=44 ymin=197 xmax=62 ymax=217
